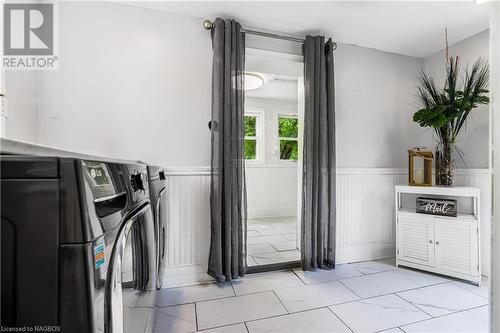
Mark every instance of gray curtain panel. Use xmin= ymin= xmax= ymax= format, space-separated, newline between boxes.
xmin=301 ymin=35 xmax=336 ymax=270
xmin=208 ymin=18 xmax=247 ymax=282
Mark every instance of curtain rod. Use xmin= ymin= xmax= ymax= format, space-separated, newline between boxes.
xmin=203 ymin=19 xmax=337 ymax=50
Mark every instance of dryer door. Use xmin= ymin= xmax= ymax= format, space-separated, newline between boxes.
xmin=105 ymin=204 xmax=156 ymax=333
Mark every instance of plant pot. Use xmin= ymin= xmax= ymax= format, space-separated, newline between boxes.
xmin=435 ymin=143 xmax=455 ymax=186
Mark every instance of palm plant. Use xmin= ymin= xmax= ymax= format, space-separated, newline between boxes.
xmin=413 ymin=56 xmax=489 ymax=185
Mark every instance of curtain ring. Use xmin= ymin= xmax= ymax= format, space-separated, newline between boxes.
xmin=208 ymin=120 xmax=218 ymax=130
xmin=326 ymin=38 xmax=337 ymax=51
xmin=203 ymin=20 xmax=213 ymax=30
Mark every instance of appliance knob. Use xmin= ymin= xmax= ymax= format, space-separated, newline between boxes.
xmin=131 ymin=173 xmax=146 ymax=192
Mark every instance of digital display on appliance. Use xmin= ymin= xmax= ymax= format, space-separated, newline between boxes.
xmin=83 ymin=162 xmax=111 ymax=187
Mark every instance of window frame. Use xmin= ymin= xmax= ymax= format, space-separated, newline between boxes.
xmin=276 ymin=113 xmax=299 ymax=163
xmin=244 ymin=108 xmax=264 ymax=163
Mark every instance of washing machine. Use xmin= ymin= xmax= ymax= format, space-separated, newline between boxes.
xmin=147 ymin=165 xmax=168 ymax=290
xmin=1 ymin=155 xmax=157 ymax=332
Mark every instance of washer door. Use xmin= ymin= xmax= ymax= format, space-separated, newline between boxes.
xmin=105 ymin=204 xmax=155 ymax=333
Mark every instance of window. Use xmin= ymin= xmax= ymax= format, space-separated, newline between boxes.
xmin=278 ymin=115 xmax=298 ymax=161
xmin=244 ymin=111 xmax=262 ymax=160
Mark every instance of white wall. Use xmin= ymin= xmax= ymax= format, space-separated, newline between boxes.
xmin=22 ymin=2 xmax=213 ymax=167
xmin=335 ymin=45 xmax=426 ymax=168
xmin=423 ymin=30 xmax=490 ymax=168
xmin=3 ymin=71 xmax=39 ymax=143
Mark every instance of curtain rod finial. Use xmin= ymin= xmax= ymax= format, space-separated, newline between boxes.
xmin=203 ymin=19 xmax=213 ymax=30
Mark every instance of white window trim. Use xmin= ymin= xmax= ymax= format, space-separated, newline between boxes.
xmin=276 ymin=113 xmax=299 ymax=163
xmin=244 ymin=108 xmax=264 ymax=164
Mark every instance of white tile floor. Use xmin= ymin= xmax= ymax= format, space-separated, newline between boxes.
xmin=246 ymin=217 xmax=299 ymax=266
xmin=153 ymin=258 xmax=489 ymax=333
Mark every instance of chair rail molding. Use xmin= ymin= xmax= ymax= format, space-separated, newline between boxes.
xmin=162 ymin=167 xmax=491 ymax=287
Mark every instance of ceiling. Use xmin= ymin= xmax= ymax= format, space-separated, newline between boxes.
xmin=246 ymin=73 xmax=299 ymax=101
xmin=130 ymin=1 xmax=490 ymax=58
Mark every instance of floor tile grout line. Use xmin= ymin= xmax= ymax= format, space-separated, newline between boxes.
xmin=190 ymin=268 xmax=487 ymax=332
xmin=194 ymin=302 xmax=199 ymax=331
xmin=337 ymin=278 xmax=363 ymax=299
xmin=157 ymin=294 xmax=238 ymax=308
xmin=241 ymin=305 xmax=352 ymax=329
xmin=409 ymin=304 xmax=488 ymax=330
xmin=290 ymin=267 xmax=308 ymax=286
xmin=163 ymin=268 xmax=455 ymax=309
xmin=329 ymin=293 xmax=487 ymax=333
xmin=196 ymin=320 xmax=250 ymax=332
xmin=349 ymin=264 xmax=370 ymax=275
xmin=334 ymin=278 xmax=455 ymax=302
xmin=196 ymin=310 xmax=292 ymax=331
xmin=393 ymin=292 xmax=435 ymax=318
xmin=327 ymin=306 xmax=355 ymax=333
xmin=197 ymin=301 xmax=487 ymax=333
xmin=272 ymin=289 xmax=290 ymax=314
xmin=391 ymin=303 xmax=489 ymax=331
xmin=241 ymin=282 xmax=487 ymax=324
xmin=162 ymin=260 xmax=486 ymax=322
xmin=393 ymin=281 xmax=488 ymax=317
xmin=160 ymin=265 xmax=461 ymax=309
xmin=452 ymin=281 xmax=490 ymax=300
xmin=230 ymin=279 xmax=237 ymax=297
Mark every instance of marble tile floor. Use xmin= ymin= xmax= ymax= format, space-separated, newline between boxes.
xmin=152 ymin=258 xmax=490 ymax=333
xmin=246 ymin=216 xmax=300 ymax=266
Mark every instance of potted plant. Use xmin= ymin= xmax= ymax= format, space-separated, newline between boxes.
xmin=413 ymin=56 xmax=489 ymax=185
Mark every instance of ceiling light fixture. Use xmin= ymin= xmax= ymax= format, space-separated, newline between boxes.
xmin=244 ymin=72 xmax=265 ymax=91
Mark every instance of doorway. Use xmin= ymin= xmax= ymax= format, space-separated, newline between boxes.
xmin=243 ymin=48 xmax=304 ymax=270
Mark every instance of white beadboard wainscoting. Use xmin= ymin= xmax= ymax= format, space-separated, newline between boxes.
xmin=162 ymin=167 xmax=491 ymax=287
xmin=246 ymin=164 xmax=298 ymax=218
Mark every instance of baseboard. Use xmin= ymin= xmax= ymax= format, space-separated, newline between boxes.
xmin=336 ymin=241 xmax=396 ymax=264
xmin=162 ymin=264 xmax=214 ymax=288
xmin=248 ymin=207 xmax=296 ymax=219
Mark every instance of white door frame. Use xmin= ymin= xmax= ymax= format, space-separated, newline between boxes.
xmin=491 ymin=2 xmax=500 ymax=332
xmin=297 ymin=77 xmax=305 ymax=249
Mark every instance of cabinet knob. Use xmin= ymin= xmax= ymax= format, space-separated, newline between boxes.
xmin=436 ymin=241 xmax=440 ymax=245
xmin=429 ymin=240 xmax=433 ymax=244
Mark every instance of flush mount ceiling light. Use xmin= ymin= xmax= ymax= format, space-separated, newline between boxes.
xmin=244 ymin=72 xmax=265 ymax=90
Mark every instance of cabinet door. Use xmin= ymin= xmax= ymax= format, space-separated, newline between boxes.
xmin=398 ymin=214 xmax=434 ymax=266
xmin=434 ymin=218 xmax=479 ymax=276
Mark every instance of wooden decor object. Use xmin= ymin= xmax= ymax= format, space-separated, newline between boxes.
xmin=408 ymin=149 xmax=433 ymax=186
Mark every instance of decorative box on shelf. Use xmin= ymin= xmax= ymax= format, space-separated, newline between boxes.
xmin=395 ymin=185 xmax=481 ymax=285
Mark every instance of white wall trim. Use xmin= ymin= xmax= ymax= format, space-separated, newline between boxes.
xmin=165 ymin=167 xmax=210 ymax=176
xmin=165 ymin=166 xmax=492 ymax=176
xmin=337 ymin=241 xmax=396 ymax=264
xmin=163 ymin=264 xmax=213 ymax=288
xmin=248 ymin=207 xmax=296 ymax=219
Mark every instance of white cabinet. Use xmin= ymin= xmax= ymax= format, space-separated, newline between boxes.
xmin=434 ymin=217 xmax=479 ymax=277
xmin=395 ymin=186 xmax=481 ymax=285
xmin=398 ymin=213 xmax=434 ymax=267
